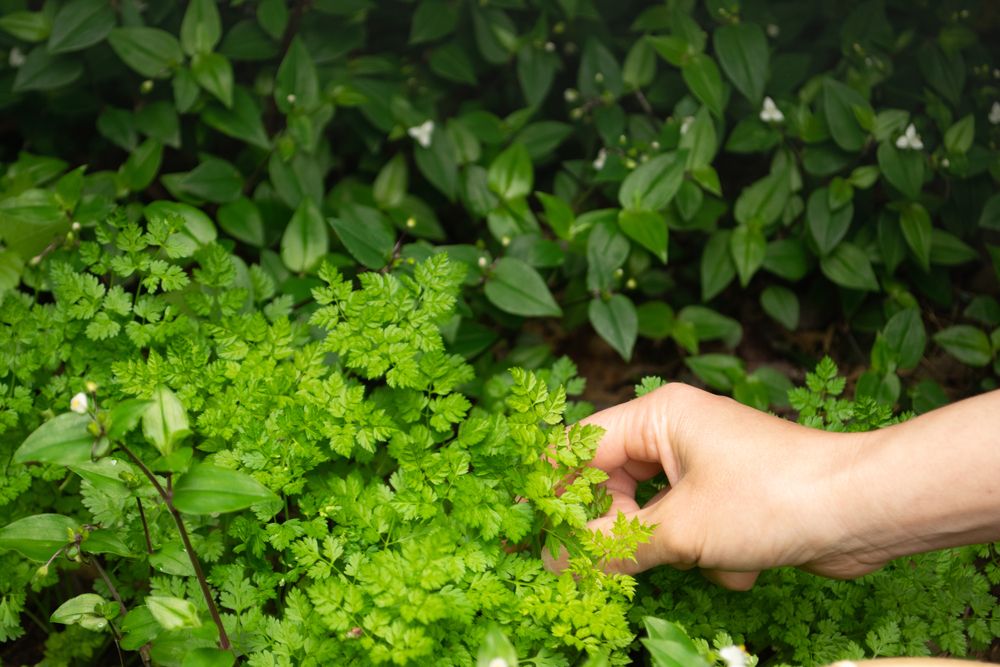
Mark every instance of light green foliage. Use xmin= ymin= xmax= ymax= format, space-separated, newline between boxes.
xmin=0 ymin=229 xmax=643 ymax=665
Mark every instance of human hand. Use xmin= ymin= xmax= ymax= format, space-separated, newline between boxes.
xmin=574 ymin=383 xmax=890 ymax=589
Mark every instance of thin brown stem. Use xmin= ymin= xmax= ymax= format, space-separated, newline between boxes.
xmin=116 ymin=443 xmax=231 ymax=651
xmin=135 ymin=497 xmax=153 ymax=555
xmin=90 ymin=557 xmax=126 ymax=615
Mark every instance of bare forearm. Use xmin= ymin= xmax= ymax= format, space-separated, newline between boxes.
xmin=830 ymin=390 xmax=1000 ymax=566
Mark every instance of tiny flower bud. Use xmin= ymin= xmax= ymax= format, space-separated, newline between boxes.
xmin=85 ymin=381 xmax=98 ymax=393
xmin=36 ymin=564 xmax=49 ymax=578
xmin=140 ymin=79 xmax=154 ymax=94
xmin=563 ymin=88 xmax=579 ymax=103
xmin=650 ymin=141 xmax=660 ymax=150
xmin=544 ymin=41 xmax=556 ymax=52
xmin=477 ymin=256 xmax=488 ymax=268
xmin=624 ymin=158 xmax=637 ymax=169
xmin=626 ymin=278 xmax=637 ymax=289
xmin=570 ymin=107 xmax=584 ymax=120
xmin=501 ymin=235 xmax=511 ymax=247
xmin=613 ymin=268 xmax=624 ymax=279
xmin=29 ymin=255 xmax=42 ymax=267
xmin=940 ymin=157 xmax=950 ymax=168
xmin=594 ymin=72 xmax=604 ymax=84
xmin=70 ymin=392 xmax=89 ymax=415
xmin=405 ymin=217 xmax=417 ymax=229
xmin=766 ymin=24 xmax=780 ymax=38
xmin=71 ymin=221 xmax=81 ymax=232
xmin=8 ymin=47 xmax=25 ymax=68
xmin=346 ymin=626 xmax=363 ymax=639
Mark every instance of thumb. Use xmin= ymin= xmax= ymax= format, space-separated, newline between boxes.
xmin=586 ymin=491 xmax=695 ymax=576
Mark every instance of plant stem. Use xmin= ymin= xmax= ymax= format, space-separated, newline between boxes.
xmin=117 ymin=444 xmax=231 ymax=651
xmin=90 ymin=556 xmax=126 ymax=615
xmin=135 ymin=497 xmax=153 ymax=555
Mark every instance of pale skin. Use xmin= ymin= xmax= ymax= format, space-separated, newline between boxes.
xmin=577 ymin=383 xmax=1000 ymax=667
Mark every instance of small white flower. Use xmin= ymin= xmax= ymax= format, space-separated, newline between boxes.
xmin=895 ymin=123 xmax=924 ymax=150
xmin=544 ymin=41 xmax=556 ymax=52
xmin=71 ymin=221 xmax=82 ymax=232
xmin=766 ymin=23 xmax=779 ymax=38
xmin=487 ymin=659 xmax=509 ymax=667
xmin=759 ymin=96 xmax=784 ymax=123
xmin=650 ymin=140 xmax=660 ymax=150
xmin=407 ymin=120 xmax=434 ymax=149
xmin=941 ymin=157 xmax=950 ymax=168
xmin=8 ymin=47 xmax=24 ymax=68
xmin=718 ymin=645 xmax=748 ymax=667
xmin=70 ymin=392 xmax=89 ymax=415
xmin=592 ymin=148 xmax=607 ymax=171
xmin=989 ymin=101 xmax=1000 ymax=126
xmin=563 ymin=88 xmax=579 ymax=102
xmin=680 ymin=115 xmax=695 ymax=134
xmin=286 ymin=93 xmax=296 ymax=104
xmin=477 ymin=256 xmax=488 ymax=269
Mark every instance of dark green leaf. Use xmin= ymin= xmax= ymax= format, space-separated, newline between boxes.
xmin=978 ymin=194 xmax=1000 ymax=231
xmin=820 ymin=242 xmax=879 ymax=291
xmin=281 ymin=198 xmax=329 ymax=273
xmin=173 ymin=464 xmax=278 ymax=514
xmin=13 ymin=48 xmax=83 ymax=92
xmin=517 ymin=44 xmax=557 ymax=107
xmin=729 ymin=225 xmax=766 ymax=286
xmin=678 ymin=306 xmax=742 ymax=347
xmin=882 ymin=308 xmax=925 ymax=370
xmin=256 ymin=0 xmax=289 ymax=40
xmin=135 ymin=102 xmax=181 ymax=149
xmin=681 ymin=54 xmax=725 ymax=117
xmin=373 ymin=154 xmax=408 ymax=210
xmin=329 ymin=204 xmax=396 ymax=270
xmin=109 ymin=27 xmax=184 ymax=78
xmin=120 ymin=139 xmax=163 ymax=192
xmin=684 ymin=354 xmax=744 ymax=391
xmin=900 ymin=202 xmax=932 ymax=271
xmin=586 ymin=220 xmax=629 ymax=292
xmin=430 ymin=42 xmax=477 ymax=85
xmin=0 ymin=11 xmax=50 ymax=42
xmin=485 ymin=257 xmax=561 ymax=317
xmin=929 ymin=229 xmax=976 ymax=266
xmin=933 ymin=325 xmax=991 ymax=366
xmin=760 ymin=286 xmax=799 ymax=330
xmin=169 ymin=158 xmax=243 ymax=204
xmin=202 ymin=86 xmax=270 ymax=149
xmin=822 ymin=79 xmax=871 ymax=152
xmin=589 ymin=295 xmax=638 ymax=360
xmin=943 ymin=115 xmax=974 ymax=155
xmin=14 ymin=412 xmax=93 ymax=466
xmin=217 ymin=198 xmax=266 ymax=248
xmin=410 ymin=0 xmax=457 ymax=44
xmin=700 ymin=229 xmax=736 ymax=301
xmin=536 ymin=192 xmax=573 ymax=241
xmin=0 ymin=514 xmax=76 ymax=561
xmin=275 ymin=37 xmax=318 ymax=112
xmin=713 ymin=23 xmax=768 ymax=104
xmin=637 ymin=301 xmax=674 ymax=340
xmin=877 ymin=142 xmax=923 ymax=200
xmin=191 ymin=52 xmax=234 ymax=108
xmin=807 ymin=187 xmax=853 ymax=255
xmin=618 ymin=209 xmax=667 ymax=263
xmin=733 ymin=167 xmax=790 ymax=226
xmin=47 ymin=0 xmax=116 ymax=54
xmin=181 ymin=0 xmax=222 ymax=56
xmin=618 ymin=151 xmax=687 ymax=211
xmin=488 ymin=143 xmax=533 ymax=201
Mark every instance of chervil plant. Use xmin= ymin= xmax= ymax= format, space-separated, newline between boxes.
xmin=0 ymin=219 xmax=652 ymax=665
